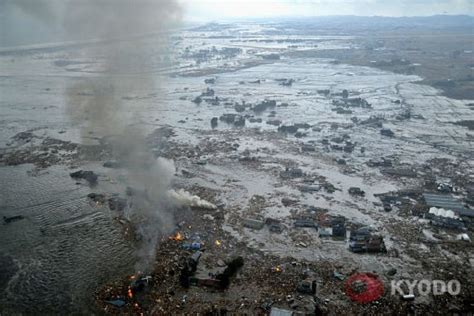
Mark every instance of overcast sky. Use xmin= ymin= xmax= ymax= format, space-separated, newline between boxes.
xmin=183 ymin=0 xmax=473 ymax=20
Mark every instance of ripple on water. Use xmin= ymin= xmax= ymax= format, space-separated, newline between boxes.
xmin=0 ymin=164 xmax=135 ymax=314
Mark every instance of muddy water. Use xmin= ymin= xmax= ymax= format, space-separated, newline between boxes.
xmin=0 ymin=164 xmax=134 ymax=314
xmin=0 ymin=44 xmax=136 ymax=313
xmin=1 ymin=28 xmax=473 ymax=314
xmin=0 ymin=37 xmax=170 ymax=313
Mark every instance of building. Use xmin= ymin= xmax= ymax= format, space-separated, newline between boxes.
xmin=270 ymin=307 xmax=293 ymax=316
xmin=423 ymin=193 xmax=474 ymax=217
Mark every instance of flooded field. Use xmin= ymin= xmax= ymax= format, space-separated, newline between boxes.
xmin=1 ymin=19 xmax=473 ymax=314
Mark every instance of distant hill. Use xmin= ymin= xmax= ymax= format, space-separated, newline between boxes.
xmin=252 ymin=15 xmax=474 ymax=32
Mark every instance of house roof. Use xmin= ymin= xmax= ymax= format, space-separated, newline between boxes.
xmin=423 ymin=193 xmax=474 ymax=217
xmin=270 ymin=307 xmax=293 ymax=316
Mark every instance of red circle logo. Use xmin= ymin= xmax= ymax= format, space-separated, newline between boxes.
xmin=344 ymin=273 xmax=384 ymax=303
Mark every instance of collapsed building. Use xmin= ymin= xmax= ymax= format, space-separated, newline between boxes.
xmin=349 ymin=227 xmax=387 ymax=253
xmin=423 ymin=193 xmax=474 ymax=218
xmin=425 ymin=207 xmax=466 ymax=230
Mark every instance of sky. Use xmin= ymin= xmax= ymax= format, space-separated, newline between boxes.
xmin=182 ymin=0 xmax=474 ymax=20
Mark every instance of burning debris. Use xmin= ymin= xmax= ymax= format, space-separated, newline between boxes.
xmin=169 ymin=231 xmax=185 ymax=241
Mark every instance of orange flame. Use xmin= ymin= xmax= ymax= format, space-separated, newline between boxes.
xmin=274 ymin=266 xmax=282 ymax=273
xmin=127 ymin=287 xmax=133 ymax=299
xmin=169 ymin=232 xmax=184 ymax=241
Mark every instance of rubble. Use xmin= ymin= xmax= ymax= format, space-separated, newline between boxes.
xmin=294 ymin=219 xmax=317 ymax=229
xmin=367 ymin=157 xmax=392 ymax=167
xmin=268 ymin=219 xmax=285 ymax=233
xmin=243 ymin=218 xmax=265 ymax=230
xmin=270 ymin=307 xmax=293 ymax=316
xmin=423 ymin=193 xmax=472 ymax=216
xmin=87 ymin=193 xmax=107 ymax=204
xmin=130 ymin=276 xmax=153 ymax=292
xmin=234 ymin=103 xmax=246 ymax=112
xmin=348 ymin=187 xmax=365 ymax=196
xmin=105 ymin=299 xmax=126 ymax=307
xmin=69 ymin=170 xmax=98 ymax=185
xmin=278 ymin=79 xmax=294 ymax=87
xmin=280 ymin=167 xmax=303 ymax=179
xmin=333 ymin=271 xmax=345 ymax=280
xmin=425 ymin=208 xmax=466 ymax=230
xmin=382 ymin=168 xmax=417 ymax=178
xmin=192 ymin=96 xmax=202 ymax=104
xmin=3 ymin=215 xmax=25 ymax=224
xmin=233 ymin=115 xmax=246 ymax=127
xmin=317 ymin=89 xmax=331 ymax=96
xmin=281 ymin=198 xmax=298 ymax=206
xmin=332 ymin=97 xmax=371 ymax=108
xmin=349 ymin=228 xmax=386 ymax=253
xmin=253 ymin=100 xmax=277 ymax=112
xmin=248 ymin=117 xmax=263 ymax=123
xmin=278 ymin=125 xmax=298 ymax=134
xmin=267 ymin=119 xmax=282 ymax=126
xmin=261 ymin=54 xmax=280 ymax=60
xmin=380 ymin=128 xmax=395 ymax=137
xmin=296 ymin=280 xmax=316 ymax=295
xmin=456 ymin=233 xmax=471 ymax=241
xmin=319 ymin=227 xmax=332 ymax=237
xmin=294 ymin=131 xmax=306 ymax=138
xmin=108 ymin=196 xmax=127 ymax=212
xmin=331 ymin=217 xmax=346 ymax=237
xmin=103 ymin=160 xmax=121 ymax=168
xmin=201 ymin=87 xmax=215 ymax=97
xmin=301 ymin=144 xmax=315 ymax=152
xmin=216 ymin=256 xmax=244 ymax=289
xmin=298 ymin=184 xmax=321 ymax=193
xmin=219 ymin=113 xmax=237 ymax=124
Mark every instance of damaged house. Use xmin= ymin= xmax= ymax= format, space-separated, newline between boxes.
xmin=425 ymin=207 xmax=466 ymax=230
xmin=349 ymin=227 xmax=386 ymax=253
xmin=423 ymin=193 xmax=474 ymax=218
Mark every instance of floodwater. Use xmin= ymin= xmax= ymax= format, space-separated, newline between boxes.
xmin=1 ymin=25 xmax=473 ymax=313
xmin=0 ymin=164 xmax=134 ymax=314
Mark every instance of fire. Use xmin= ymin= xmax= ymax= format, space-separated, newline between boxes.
xmin=215 ymin=240 xmax=222 ymax=246
xmin=127 ymin=287 xmax=133 ymax=299
xmin=274 ymin=266 xmax=282 ymax=273
xmin=169 ymin=232 xmax=184 ymax=241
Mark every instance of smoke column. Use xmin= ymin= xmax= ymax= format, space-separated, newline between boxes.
xmin=7 ymin=0 xmax=182 ymax=272
xmin=64 ymin=0 xmax=182 ymax=272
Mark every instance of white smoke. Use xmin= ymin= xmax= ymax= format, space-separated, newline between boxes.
xmin=167 ymin=189 xmax=217 ymax=210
